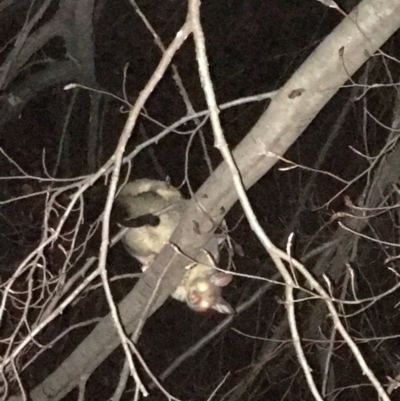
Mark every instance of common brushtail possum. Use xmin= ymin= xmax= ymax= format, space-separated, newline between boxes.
xmin=116 ymin=179 xmax=234 ymax=313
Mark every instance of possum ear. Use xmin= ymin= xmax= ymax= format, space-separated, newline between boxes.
xmin=210 ymin=272 xmax=233 ymax=287
xmin=212 ymin=298 xmax=235 ymax=314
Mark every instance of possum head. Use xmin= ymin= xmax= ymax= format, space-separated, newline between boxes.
xmin=187 ymin=272 xmax=234 ymax=314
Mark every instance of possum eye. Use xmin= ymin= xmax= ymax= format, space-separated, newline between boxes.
xmin=197 ymin=281 xmax=209 ymax=292
xmin=199 ymin=300 xmax=210 ymax=309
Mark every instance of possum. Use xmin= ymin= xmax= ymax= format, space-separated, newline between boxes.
xmin=116 ymin=179 xmax=234 ymax=313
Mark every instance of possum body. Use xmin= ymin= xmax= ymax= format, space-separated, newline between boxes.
xmin=117 ymin=179 xmax=187 ymax=267
xmin=117 ymin=179 xmax=234 ymax=313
